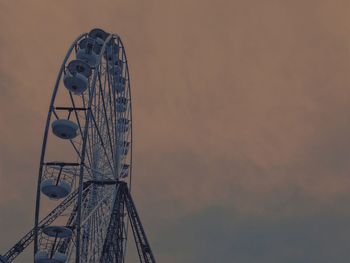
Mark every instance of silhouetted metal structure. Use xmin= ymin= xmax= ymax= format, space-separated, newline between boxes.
xmin=0 ymin=29 xmax=156 ymax=263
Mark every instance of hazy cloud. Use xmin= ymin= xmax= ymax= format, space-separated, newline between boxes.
xmin=1 ymin=0 xmax=350 ymax=262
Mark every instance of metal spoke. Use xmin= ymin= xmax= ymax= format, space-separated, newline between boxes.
xmin=97 ymin=70 xmax=116 ymax=168
xmin=90 ymin=111 xmax=115 ymax=176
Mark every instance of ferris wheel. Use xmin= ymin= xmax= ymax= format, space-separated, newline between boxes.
xmin=0 ymin=29 xmax=156 ymax=263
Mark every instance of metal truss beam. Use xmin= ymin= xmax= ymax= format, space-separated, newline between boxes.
xmin=1 ymin=182 xmax=156 ymax=263
xmin=99 ymin=183 xmax=126 ymax=263
xmin=0 ymin=182 xmax=92 ymax=263
xmin=123 ymin=183 xmax=156 ymax=263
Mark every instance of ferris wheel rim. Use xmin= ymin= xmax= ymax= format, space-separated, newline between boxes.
xmin=33 ymin=30 xmax=133 ymax=262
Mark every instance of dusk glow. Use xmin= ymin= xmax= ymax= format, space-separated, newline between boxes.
xmin=1 ymin=1 xmax=350 ymax=262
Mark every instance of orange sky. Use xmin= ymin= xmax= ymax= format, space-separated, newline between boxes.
xmin=1 ymin=0 xmax=350 ymax=262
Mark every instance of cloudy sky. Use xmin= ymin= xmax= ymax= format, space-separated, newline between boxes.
xmin=1 ymin=0 xmax=350 ymax=262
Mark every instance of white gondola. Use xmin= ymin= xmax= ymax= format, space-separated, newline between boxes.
xmin=63 ymin=60 xmax=91 ymax=94
xmin=117 ymin=118 xmax=129 ymax=133
xmin=113 ymin=77 xmax=126 ymax=93
xmin=89 ymin=28 xmax=109 ymax=42
xmin=52 ymin=252 xmax=68 ymax=263
xmin=43 ymin=226 xmax=73 ymax=239
xmin=116 ymin=97 xmax=128 ymax=112
xmin=35 ymin=251 xmax=67 ymax=263
xmin=34 ymin=251 xmax=49 ymax=263
xmin=76 ymin=38 xmax=100 ymax=67
xmin=118 ymin=141 xmax=130 ymax=155
xmin=120 ymin=164 xmax=129 ymax=178
xmin=63 ymin=72 xmax=88 ymax=94
xmin=52 ymin=119 xmax=78 ymax=140
xmin=67 ymin=59 xmax=91 ymax=77
xmin=40 ymin=179 xmax=71 ymax=199
xmin=109 ymin=63 xmax=122 ymax=77
xmin=105 ymin=41 xmax=119 ymax=63
xmin=107 ymin=53 xmax=123 ymax=77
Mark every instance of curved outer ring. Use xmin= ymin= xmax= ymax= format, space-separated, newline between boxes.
xmin=33 ymin=32 xmax=133 ymax=263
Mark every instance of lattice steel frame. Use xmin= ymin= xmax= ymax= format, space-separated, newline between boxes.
xmin=0 ymin=29 xmax=156 ymax=263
